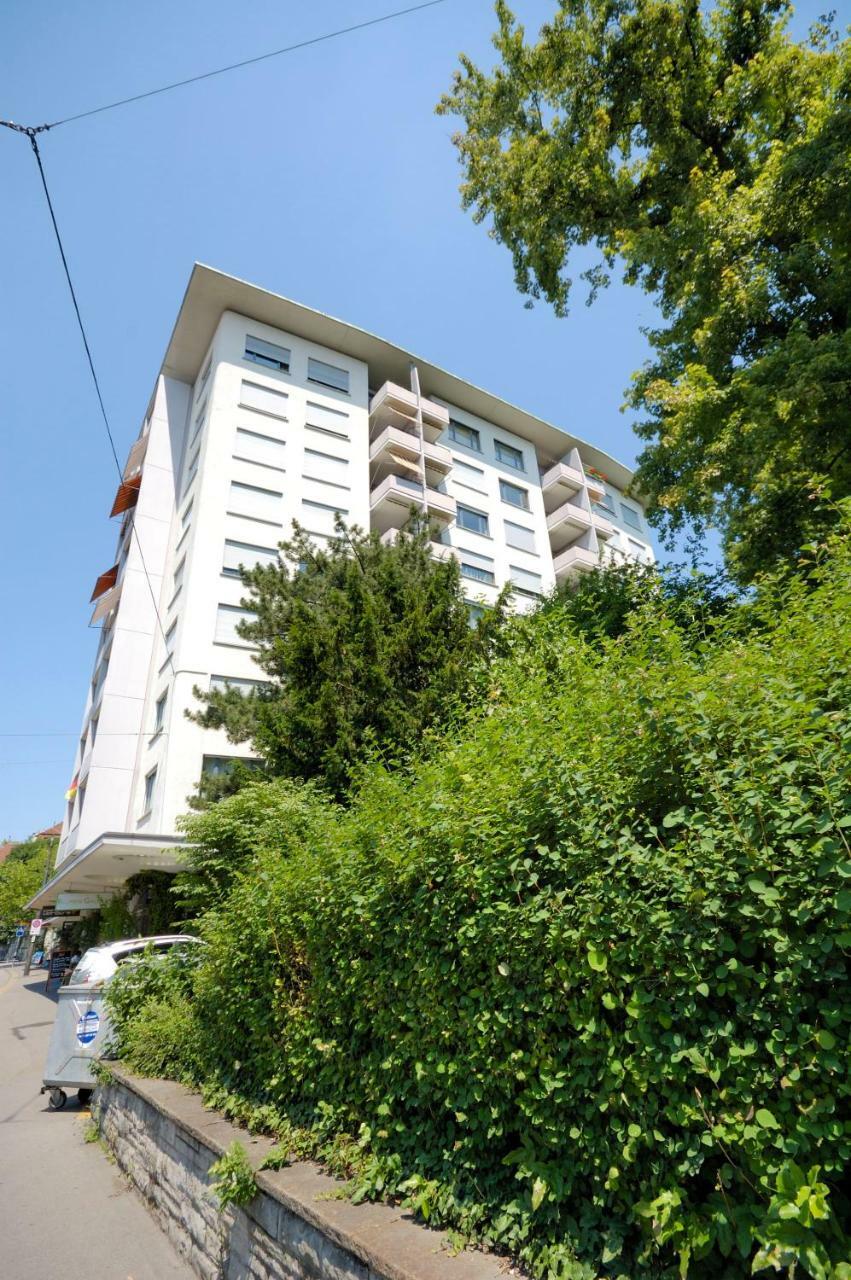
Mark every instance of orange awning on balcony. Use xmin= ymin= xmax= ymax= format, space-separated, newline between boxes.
xmin=386 ymin=448 xmax=423 ymax=479
xmin=90 ymin=564 xmax=119 ymax=602
xmin=110 ymin=473 xmax=141 ymax=517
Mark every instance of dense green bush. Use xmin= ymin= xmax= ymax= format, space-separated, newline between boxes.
xmin=112 ymin=524 xmax=851 ymax=1278
xmin=103 ymin=944 xmax=204 ymax=1075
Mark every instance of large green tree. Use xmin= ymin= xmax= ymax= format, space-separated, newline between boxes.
xmin=191 ymin=520 xmax=506 ymax=800
xmin=439 ymin=0 xmax=851 ymax=581
xmin=0 ymin=836 xmax=56 ymax=940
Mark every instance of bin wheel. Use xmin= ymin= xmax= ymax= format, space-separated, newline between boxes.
xmin=48 ymin=1088 xmax=67 ymax=1110
xmin=77 ymin=1088 xmax=93 ymax=1106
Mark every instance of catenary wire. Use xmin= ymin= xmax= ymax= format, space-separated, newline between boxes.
xmin=13 ymin=130 xmax=176 ymax=673
xmin=42 ymin=0 xmax=449 ymax=129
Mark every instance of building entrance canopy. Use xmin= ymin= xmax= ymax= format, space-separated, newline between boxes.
xmin=27 ymin=832 xmax=186 ymax=913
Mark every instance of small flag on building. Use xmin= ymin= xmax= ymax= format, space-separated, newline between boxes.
xmin=65 ymin=774 xmax=79 ymax=802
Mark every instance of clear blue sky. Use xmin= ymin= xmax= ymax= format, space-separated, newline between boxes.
xmin=0 ymin=0 xmax=826 ymax=839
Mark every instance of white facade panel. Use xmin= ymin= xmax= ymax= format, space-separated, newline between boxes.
xmin=46 ymin=267 xmax=653 ymax=912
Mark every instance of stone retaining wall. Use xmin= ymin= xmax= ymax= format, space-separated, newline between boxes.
xmin=94 ymin=1067 xmax=509 ymax=1280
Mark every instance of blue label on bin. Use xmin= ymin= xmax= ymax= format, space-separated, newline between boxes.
xmin=76 ymin=1010 xmax=100 ymax=1045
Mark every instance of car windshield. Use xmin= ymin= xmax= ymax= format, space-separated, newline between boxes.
xmin=69 ymin=948 xmax=109 ymax=986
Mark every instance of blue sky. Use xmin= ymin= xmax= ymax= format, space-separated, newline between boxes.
xmin=0 ymin=0 xmax=826 ymax=839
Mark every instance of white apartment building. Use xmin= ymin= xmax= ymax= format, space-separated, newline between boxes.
xmin=30 ymin=265 xmax=653 ymax=912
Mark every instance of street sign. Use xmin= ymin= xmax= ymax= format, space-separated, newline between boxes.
xmin=15 ymin=926 xmax=25 ymax=938
xmin=29 ymin=918 xmax=44 ymax=936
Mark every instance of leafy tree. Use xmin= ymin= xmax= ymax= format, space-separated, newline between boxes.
xmin=542 ymin=556 xmax=739 ymax=645
xmin=190 ymin=519 xmax=507 ymax=800
xmin=439 ymin=1 xmax=851 ymax=581
xmin=0 ymin=836 xmax=55 ymax=940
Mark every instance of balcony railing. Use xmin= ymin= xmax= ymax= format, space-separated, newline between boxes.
xmin=546 ymin=498 xmax=592 ymax=551
xmin=592 ymin=511 xmax=615 ymax=540
xmin=541 ymin=460 xmax=584 ymax=513
xmin=370 ymin=474 xmax=457 ymax=532
xmin=553 ymin=544 xmax=599 ymax=582
xmin=380 ymin=528 xmax=457 ymax=562
xmin=369 ymin=381 xmax=449 ymax=444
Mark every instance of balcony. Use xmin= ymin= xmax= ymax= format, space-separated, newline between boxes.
xmin=553 ymin=544 xmax=599 ymax=583
xmin=369 ymin=381 xmax=449 ymax=444
xmin=541 ymin=460 xmax=584 ymax=513
xmin=369 ymin=426 xmax=453 ymax=478
xmin=546 ymin=498 xmax=592 ymax=552
xmin=370 ymin=474 xmax=456 ymax=535
xmin=592 ymin=511 xmax=615 ymax=540
xmin=380 ymin=527 xmax=457 ymax=563
xmin=123 ymin=433 xmax=148 ymax=481
xmin=110 ymin=472 xmax=141 ymax=517
xmin=584 ymin=472 xmax=606 ymax=502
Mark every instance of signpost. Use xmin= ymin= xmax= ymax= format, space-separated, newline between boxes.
xmin=29 ymin=918 xmax=44 ymax=936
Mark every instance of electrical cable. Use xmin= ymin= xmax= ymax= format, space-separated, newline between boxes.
xmin=2 ymin=127 xmax=176 ymax=674
xmin=7 ymin=1 xmax=449 ymax=132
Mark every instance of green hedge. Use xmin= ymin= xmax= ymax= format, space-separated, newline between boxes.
xmin=113 ymin=528 xmax=851 ymax=1279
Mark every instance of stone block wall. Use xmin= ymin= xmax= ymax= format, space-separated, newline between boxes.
xmin=94 ymin=1068 xmax=509 ymax=1280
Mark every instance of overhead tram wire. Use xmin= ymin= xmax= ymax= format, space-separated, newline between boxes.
xmin=0 ymin=125 xmax=177 ymax=674
xmin=0 ymin=0 xmax=450 ymax=676
xmin=12 ymin=0 xmax=450 ymax=132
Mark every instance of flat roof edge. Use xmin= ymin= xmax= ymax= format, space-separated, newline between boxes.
xmin=156 ymin=263 xmax=637 ymax=493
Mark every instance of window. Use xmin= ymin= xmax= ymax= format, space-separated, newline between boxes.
xmin=169 ymin=558 xmax=185 ymax=605
xmin=210 ymin=675 xmax=268 ymax=696
xmin=459 ymin=547 xmax=496 ymax=585
xmin=191 ymin=398 xmax=207 ymax=444
xmin=509 ymin=564 xmax=543 ymax=597
xmin=240 ymin=379 xmax=289 ymax=419
xmin=183 ymin=448 xmax=199 ymax=496
xmin=453 ymin=458 xmax=488 ymax=495
xmin=202 ymin=755 xmax=263 ymax=779
xmin=215 ymin=604 xmax=257 ymax=645
xmin=627 ymin=537 xmax=647 ymax=557
xmin=494 ymin=439 xmax=525 ymax=470
xmin=303 ymin=447 xmax=349 ymax=488
xmin=456 ymin=504 xmax=489 ymax=536
xmin=499 ymin=478 xmax=530 ymax=510
xmin=305 ymin=401 xmax=350 ymax=437
xmin=143 ymin=768 xmax=157 ymax=814
xmin=154 ymin=691 xmax=167 ymax=733
xmin=301 ymin=498 xmax=349 ymax=536
xmin=164 ymin=622 xmax=177 ymax=657
xmin=234 ymin=426 xmax=286 ymax=470
xmin=594 ymin=489 xmax=617 ymax=516
xmin=465 ymin=601 xmax=486 ymax=626
xmin=620 ymin=503 xmax=642 ymax=531
xmin=448 ymin=420 xmax=481 ymax=452
xmin=228 ymin=480 xmax=283 ymax=523
xmin=461 ymin=562 xmax=495 ymax=584
xmin=222 ymin=540 xmax=279 ymax=576
xmin=244 ymin=335 xmax=290 ymax=371
xmin=197 ymin=355 xmax=212 ymax=394
xmin=504 ymin=520 xmax=536 ymax=553
xmin=307 ymin=357 xmax=349 ymax=393
xmin=181 ymin=501 xmax=193 ymax=529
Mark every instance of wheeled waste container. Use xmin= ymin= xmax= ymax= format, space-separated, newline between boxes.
xmin=41 ymin=981 xmax=108 ymax=1109
xmin=41 ymin=933 xmax=201 ymax=1110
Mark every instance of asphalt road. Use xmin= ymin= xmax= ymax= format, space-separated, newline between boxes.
xmin=0 ymin=963 xmax=191 ymax=1280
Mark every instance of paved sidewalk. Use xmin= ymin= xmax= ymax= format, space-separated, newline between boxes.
xmin=0 ymin=964 xmax=191 ymax=1280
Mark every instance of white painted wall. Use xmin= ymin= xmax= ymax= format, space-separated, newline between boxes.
xmin=56 ymin=298 xmax=655 ymax=871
